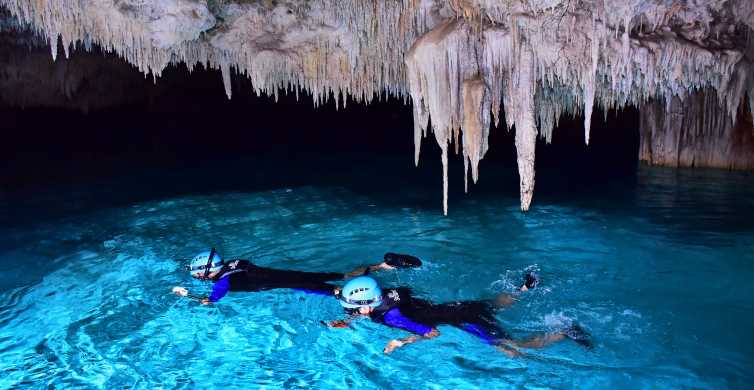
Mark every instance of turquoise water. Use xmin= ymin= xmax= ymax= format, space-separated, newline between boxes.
xmin=1 ymin=164 xmax=753 ymax=389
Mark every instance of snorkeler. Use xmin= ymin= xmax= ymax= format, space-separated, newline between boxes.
xmin=324 ymin=276 xmax=592 ymax=357
xmin=171 ymin=249 xmax=422 ymax=304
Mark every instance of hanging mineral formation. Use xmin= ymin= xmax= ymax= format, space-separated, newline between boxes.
xmin=1 ymin=0 xmax=752 ymax=213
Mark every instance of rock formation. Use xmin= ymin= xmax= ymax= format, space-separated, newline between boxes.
xmin=1 ymin=0 xmax=752 ymax=212
xmin=640 ymin=88 xmax=754 ymax=170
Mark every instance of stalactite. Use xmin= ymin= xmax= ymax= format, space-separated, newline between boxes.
xmin=509 ymin=48 xmax=537 ymax=212
xmin=221 ymin=61 xmax=232 ymax=99
xmin=583 ymin=22 xmax=599 ymax=146
xmin=1 ymin=0 xmax=753 ymax=212
xmin=461 ymin=78 xmax=490 ymax=186
xmin=749 ymin=89 xmax=754 ymax=135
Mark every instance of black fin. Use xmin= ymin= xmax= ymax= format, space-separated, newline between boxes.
xmin=384 ymin=253 xmax=422 ymax=268
xmin=564 ymin=324 xmax=594 ymax=350
xmin=524 ymin=272 xmax=539 ymax=289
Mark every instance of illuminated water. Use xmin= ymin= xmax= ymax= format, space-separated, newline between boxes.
xmin=1 ymin=164 xmax=753 ymax=389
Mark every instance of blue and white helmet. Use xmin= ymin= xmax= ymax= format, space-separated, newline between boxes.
xmin=338 ymin=276 xmax=383 ymax=309
xmin=188 ymin=250 xmax=224 ymax=277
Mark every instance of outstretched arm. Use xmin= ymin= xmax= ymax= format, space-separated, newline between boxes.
xmin=381 ymin=308 xmax=439 ymax=354
xmin=322 ymin=318 xmax=352 ymax=328
xmin=172 ymin=279 xmax=229 ymax=305
xmin=172 ymin=286 xmax=211 ymax=304
xmin=384 ymin=328 xmax=440 ymax=354
xmin=322 ymin=312 xmax=361 ymax=329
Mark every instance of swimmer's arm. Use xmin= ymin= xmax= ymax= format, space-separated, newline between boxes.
xmin=172 ymin=282 xmax=227 ymax=305
xmin=172 ymin=286 xmax=209 ymax=304
xmin=384 ymin=328 xmax=440 ymax=354
xmin=323 ymin=314 xmax=360 ymax=329
xmin=323 ymin=319 xmax=351 ymax=328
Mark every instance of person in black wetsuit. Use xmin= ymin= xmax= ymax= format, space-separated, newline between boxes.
xmin=171 ymin=249 xmax=422 ymax=304
xmin=324 ymin=276 xmax=592 ymax=357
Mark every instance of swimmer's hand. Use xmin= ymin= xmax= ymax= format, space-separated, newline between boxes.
xmin=173 ymin=287 xmax=210 ymax=304
xmin=172 ymin=286 xmax=188 ymax=297
xmin=324 ymin=320 xmax=350 ymax=328
xmin=383 ymin=339 xmax=404 ymax=354
xmin=384 ymin=329 xmax=440 ymax=354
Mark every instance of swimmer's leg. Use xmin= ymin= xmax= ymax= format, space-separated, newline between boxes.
xmin=563 ymin=323 xmax=594 ymax=349
xmin=460 ymin=322 xmax=513 ymax=345
xmin=504 ymin=324 xmax=593 ymax=350
xmin=459 ymin=323 xmax=530 ymax=358
xmin=518 ymin=271 xmax=539 ymax=292
xmin=344 ymin=253 xmax=423 ymax=279
xmin=383 ymin=253 xmax=422 ymax=268
xmin=495 ymin=343 xmax=523 ymax=358
xmin=507 ymin=332 xmax=566 ymax=349
xmin=491 ymin=293 xmax=517 ymax=308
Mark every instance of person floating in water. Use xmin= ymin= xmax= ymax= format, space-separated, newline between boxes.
xmin=324 ymin=276 xmax=592 ymax=357
xmin=172 ymin=249 xmax=422 ymax=304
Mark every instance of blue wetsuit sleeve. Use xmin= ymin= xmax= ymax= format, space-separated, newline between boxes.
xmin=209 ymin=277 xmax=230 ymax=302
xmin=383 ymin=308 xmax=433 ymax=336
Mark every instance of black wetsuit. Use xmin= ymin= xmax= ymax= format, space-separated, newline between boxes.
xmin=208 ymin=260 xmax=342 ymax=302
xmin=369 ymin=288 xmax=511 ymax=344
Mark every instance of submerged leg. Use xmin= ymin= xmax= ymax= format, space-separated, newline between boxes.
xmin=509 ymin=324 xmax=593 ymax=350
xmin=519 ymin=271 xmax=539 ymax=292
xmin=495 ymin=343 xmax=523 ymax=358
xmin=344 ymin=253 xmax=423 ymax=279
xmin=509 ymin=333 xmax=566 ymax=349
xmin=492 ymin=293 xmax=517 ymax=308
xmin=492 ymin=270 xmax=540 ymax=308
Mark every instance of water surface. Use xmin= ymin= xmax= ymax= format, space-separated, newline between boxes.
xmin=1 ymin=164 xmax=753 ymax=389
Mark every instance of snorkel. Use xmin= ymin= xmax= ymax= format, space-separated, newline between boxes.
xmin=203 ymin=247 xmax=216 ymax=280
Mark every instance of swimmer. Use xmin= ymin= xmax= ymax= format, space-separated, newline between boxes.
xmin=172 ymin=249 xmax=422 ymax=304
xmin=324 ymin=276 xmax=592 ymax=357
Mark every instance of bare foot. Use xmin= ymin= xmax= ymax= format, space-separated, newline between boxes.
xmin=494 ymin=294 xmax=517 ymax=307
xmin=375 ymin=262 xmax=396 ymax=271
xmin=344 ymin=267 xmax=367 ymax=279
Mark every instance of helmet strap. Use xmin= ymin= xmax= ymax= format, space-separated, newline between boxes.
xmin=203 ymin=247 xmax=216 ymax=280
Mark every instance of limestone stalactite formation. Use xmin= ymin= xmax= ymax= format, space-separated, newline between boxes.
xmin=0 ymin=11 xmax=155 ymax=110
xmin=640 ymin=89 xmax=754 ymax=170
xmin=1 ymin=0 xmax=753 ymax=213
